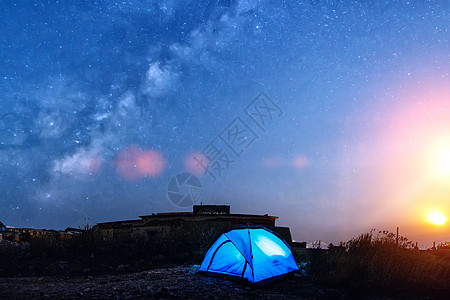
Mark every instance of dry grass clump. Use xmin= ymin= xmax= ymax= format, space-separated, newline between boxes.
xmin=307 ymin=230 xmax=450 ymax=295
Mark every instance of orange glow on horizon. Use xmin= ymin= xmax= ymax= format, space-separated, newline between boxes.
xmin=363 ymin=81 xmax=450 ymax=240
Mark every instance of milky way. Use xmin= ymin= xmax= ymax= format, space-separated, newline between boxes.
xmin=1 ymin=1 xmax=449 ymax=245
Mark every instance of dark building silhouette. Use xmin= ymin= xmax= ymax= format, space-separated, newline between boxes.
xmin=90 ymin=205 xmax=293 ymax=249
xmin=0 ymin=224 xmax=78 ymax=242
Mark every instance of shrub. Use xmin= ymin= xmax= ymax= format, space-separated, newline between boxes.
xmin=307 ymin=230 xmax=450 ymax=296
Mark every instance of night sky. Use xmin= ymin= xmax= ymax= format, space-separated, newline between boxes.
xmin=1 ymin=1 xmax=449 ymax=246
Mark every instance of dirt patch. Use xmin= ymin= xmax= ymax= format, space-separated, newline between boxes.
xmin=0 ymin=266 xmax=348 ymax=299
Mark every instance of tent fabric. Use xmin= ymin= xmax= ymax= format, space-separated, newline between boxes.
xmin=199 ymin=227 xmax=299 ymax=284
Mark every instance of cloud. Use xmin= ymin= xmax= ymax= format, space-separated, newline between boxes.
xmin=168 ymin=15 xmax=239 ymax=69
xmin=142 ymin=62 xmax=179 ymax=98
xmin=118 ymin=92 xmax=138 ymax=117
xmin=236 ymin=0 xmax=262 ymax=15
xmin=163 ymin=1 xmax=267 ymax=74
xmin=53 ymin=142 xmax=103 ymax=176
xmin=158 ymin=0 xmax=176 ymax=18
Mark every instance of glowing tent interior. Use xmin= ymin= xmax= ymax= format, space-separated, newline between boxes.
xmin=199 ymin=227 xmax=299 ymax=284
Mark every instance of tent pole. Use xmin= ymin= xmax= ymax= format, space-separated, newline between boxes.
xmin=247 ymin=228 xmax=254 ymax=283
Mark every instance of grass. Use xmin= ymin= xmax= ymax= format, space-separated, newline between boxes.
xmin=1 ymin=228 xmax=450 ymax=298
xmin=305 ymin=230 xmax=450 ymax=296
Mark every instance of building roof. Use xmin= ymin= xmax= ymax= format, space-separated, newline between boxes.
xmin=138 ymin=212 xmax=278 ymax=220
xmin=93 ymin=205 xmax=278 ymax=230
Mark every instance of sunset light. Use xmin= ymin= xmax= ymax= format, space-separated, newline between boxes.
xmin=427 ymin=210 xmax=447 ymax=226
xmin=430 ymin=140 xmax=450 ymax=179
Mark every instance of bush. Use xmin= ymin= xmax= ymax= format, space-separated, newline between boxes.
xmin=307 ymin=230 xmax=450 ymax=296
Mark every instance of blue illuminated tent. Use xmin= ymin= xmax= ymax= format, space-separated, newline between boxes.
xmin=199 ymin=227 xmax=299 ymax=284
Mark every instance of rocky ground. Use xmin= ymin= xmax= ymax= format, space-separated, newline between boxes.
xmin=1 ymin=265 xmax=443 ymax=299
xmin=0 ymin=266 xmax=357 ymax=299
